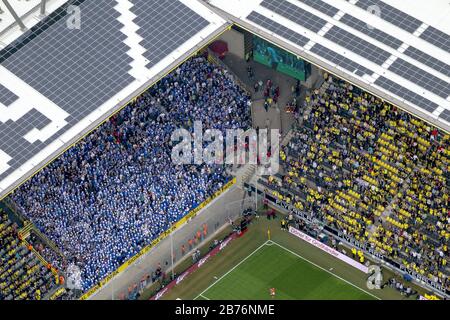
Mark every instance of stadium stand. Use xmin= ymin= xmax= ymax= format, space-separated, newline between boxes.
xmin=27 ymin=232 xmax=66 ymax=274
xmin=8 ymin=55 xmax=252 ymax=292
xmin=262 ymin=76 xmax=449 ymax=291
xmin=0 ymin=208 xmax=58 ymax=300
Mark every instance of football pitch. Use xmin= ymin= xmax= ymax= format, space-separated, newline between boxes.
xmin=145 ymin=217 xmax=419 ymax=300
xmin=195 ymin=240 xmax=377 ymax=300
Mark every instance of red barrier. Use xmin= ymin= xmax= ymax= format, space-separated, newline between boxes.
xmin=150 ymin=232 xmax=238 ymax=300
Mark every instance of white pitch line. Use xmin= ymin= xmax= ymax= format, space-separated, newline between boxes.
xmin=199 ymin=294 xmax=211 ymax=300
xmin=194 ymin=241 xmax=269 ymax=300
xmin=270 ymin=241 xmax=381 ymax=300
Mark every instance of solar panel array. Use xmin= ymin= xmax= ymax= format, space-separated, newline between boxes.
xmin=295 ymin=0 xmax=339 ymax=17
xmin=0 ymin=84 xmax=18 ymax=107
xmin=353 ymin=0 xmax=423 ymax=33
xmin=351 ymin=1 xmax=450 ymax=58
xmin=247 ymin=11 xmax=310 ymax=47
xmin=245 ymin=0 xmax=450 ymax=125
xmin=403 ymin=46 xmax=450 ymax=78
xmin=132 ymin=0 xmax=209 ymax=69
xmin=260 ymin=0 xmax=327 ymax=33
xmin=0 ymin=110 xmax=51 ymax=168
xmin=440 ymin=109 xmax=450 ymax=123
xmin=310 ymin=44 xmax=373 ymax=77
xmin=375 ymin=77 xmax=439 ymax=113
xmin=339 ymin=14 xmax=403 ymax=49
xmin=324 ymin=26 xmax=391 ymax=65
xmin=419 ymin=26 xmax=450 ymax=53
xmin=388 ymin=59 xmax=450 ymax=99
xmin=0 ymin=0 xmax=213 ymax=184
xmin=2 ymin=0 xmax=134 ymax=122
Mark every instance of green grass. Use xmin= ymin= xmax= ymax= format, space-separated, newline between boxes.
xmin=152 ymin=216 xmax=423 ymax=300
xmin=197 ymin=241 xmax=376 ymax=300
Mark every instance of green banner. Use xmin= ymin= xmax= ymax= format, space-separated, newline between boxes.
xmin=253 ymin=36 xmax=310 ymax=81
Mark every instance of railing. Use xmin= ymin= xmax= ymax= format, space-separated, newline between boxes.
xmin=5 ymin=198 xmax=65 ymax=258
xmin=18 ymin=221 xmax=33 ymax=239
xmin=30 ymin=227 xmax=65 ymax=258
xmin=22 ymin=239 xmax=54 ymax=272
xmin=21 ymin=238 xmax=66 ymax=300
xmin=2 ymin=197 xmax=26 ymax=225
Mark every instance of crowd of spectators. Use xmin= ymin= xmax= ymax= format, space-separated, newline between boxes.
xmin=9 ymin=55 xmax=251 ymax=291
xmin=262 ymin=75 xmax=449 ymax=291
xmin=27 ymin=232 xmax=66 ymax=273
xmin=384 ymin=277 xmax=417 ymax=297
xmin=0 ymin=209 xmax=57 ymax=300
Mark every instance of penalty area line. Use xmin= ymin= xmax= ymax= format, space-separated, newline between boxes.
xmin=270 ymin=240 xmax=381 ymax=300
xmin=194 ymin=240 xmax=270 ymax=299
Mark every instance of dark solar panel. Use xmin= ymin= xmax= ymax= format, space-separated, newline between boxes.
xmin=260 ymin=0 xmax=327 ymax=33
xmin=419 ymin=26 xmax=450 ymax=53
xmin=0 ymin=84 xmax=19 ymax=106
xmin=0 ymin=0 xmax=212 ymax=182
xmin=440 ymin=109 xmax=450 ymax=122
xmin=354 ymin=0 xmax=423 ymax=33
xmin=403 ymin=46 xmax=450 ymax=78
xmin=295 ymin=0 xmax=339 ymax=17
xmin=339 ymin=14 xmax=403 ymax=49
xmin=388 ymin=59 xmax=450 ymax=99
xmin=0 ymin=109 xmax=53 ymax=170
xmin=247 ymin=11 xmax=310 ymax=47
xmin=324 ymin=26 xmax=391 ymax=65
xmin=132 ymin=0 xmax=210 ymax=69
xmin=375 ymin=76 xmax=439 ymax=113
xmin=310 ymin=43 xmax=373 ymax=76
xmin=1 ymin=0 xmax=134 ymax=122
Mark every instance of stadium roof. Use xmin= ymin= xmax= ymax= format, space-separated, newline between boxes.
xmin=0 ymin=0 xmax=228 ymax=198
xmin=1 ymin=0 xmax=449 ymax=199
xmin=208 ymin=0 xmax=450 ymax=132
